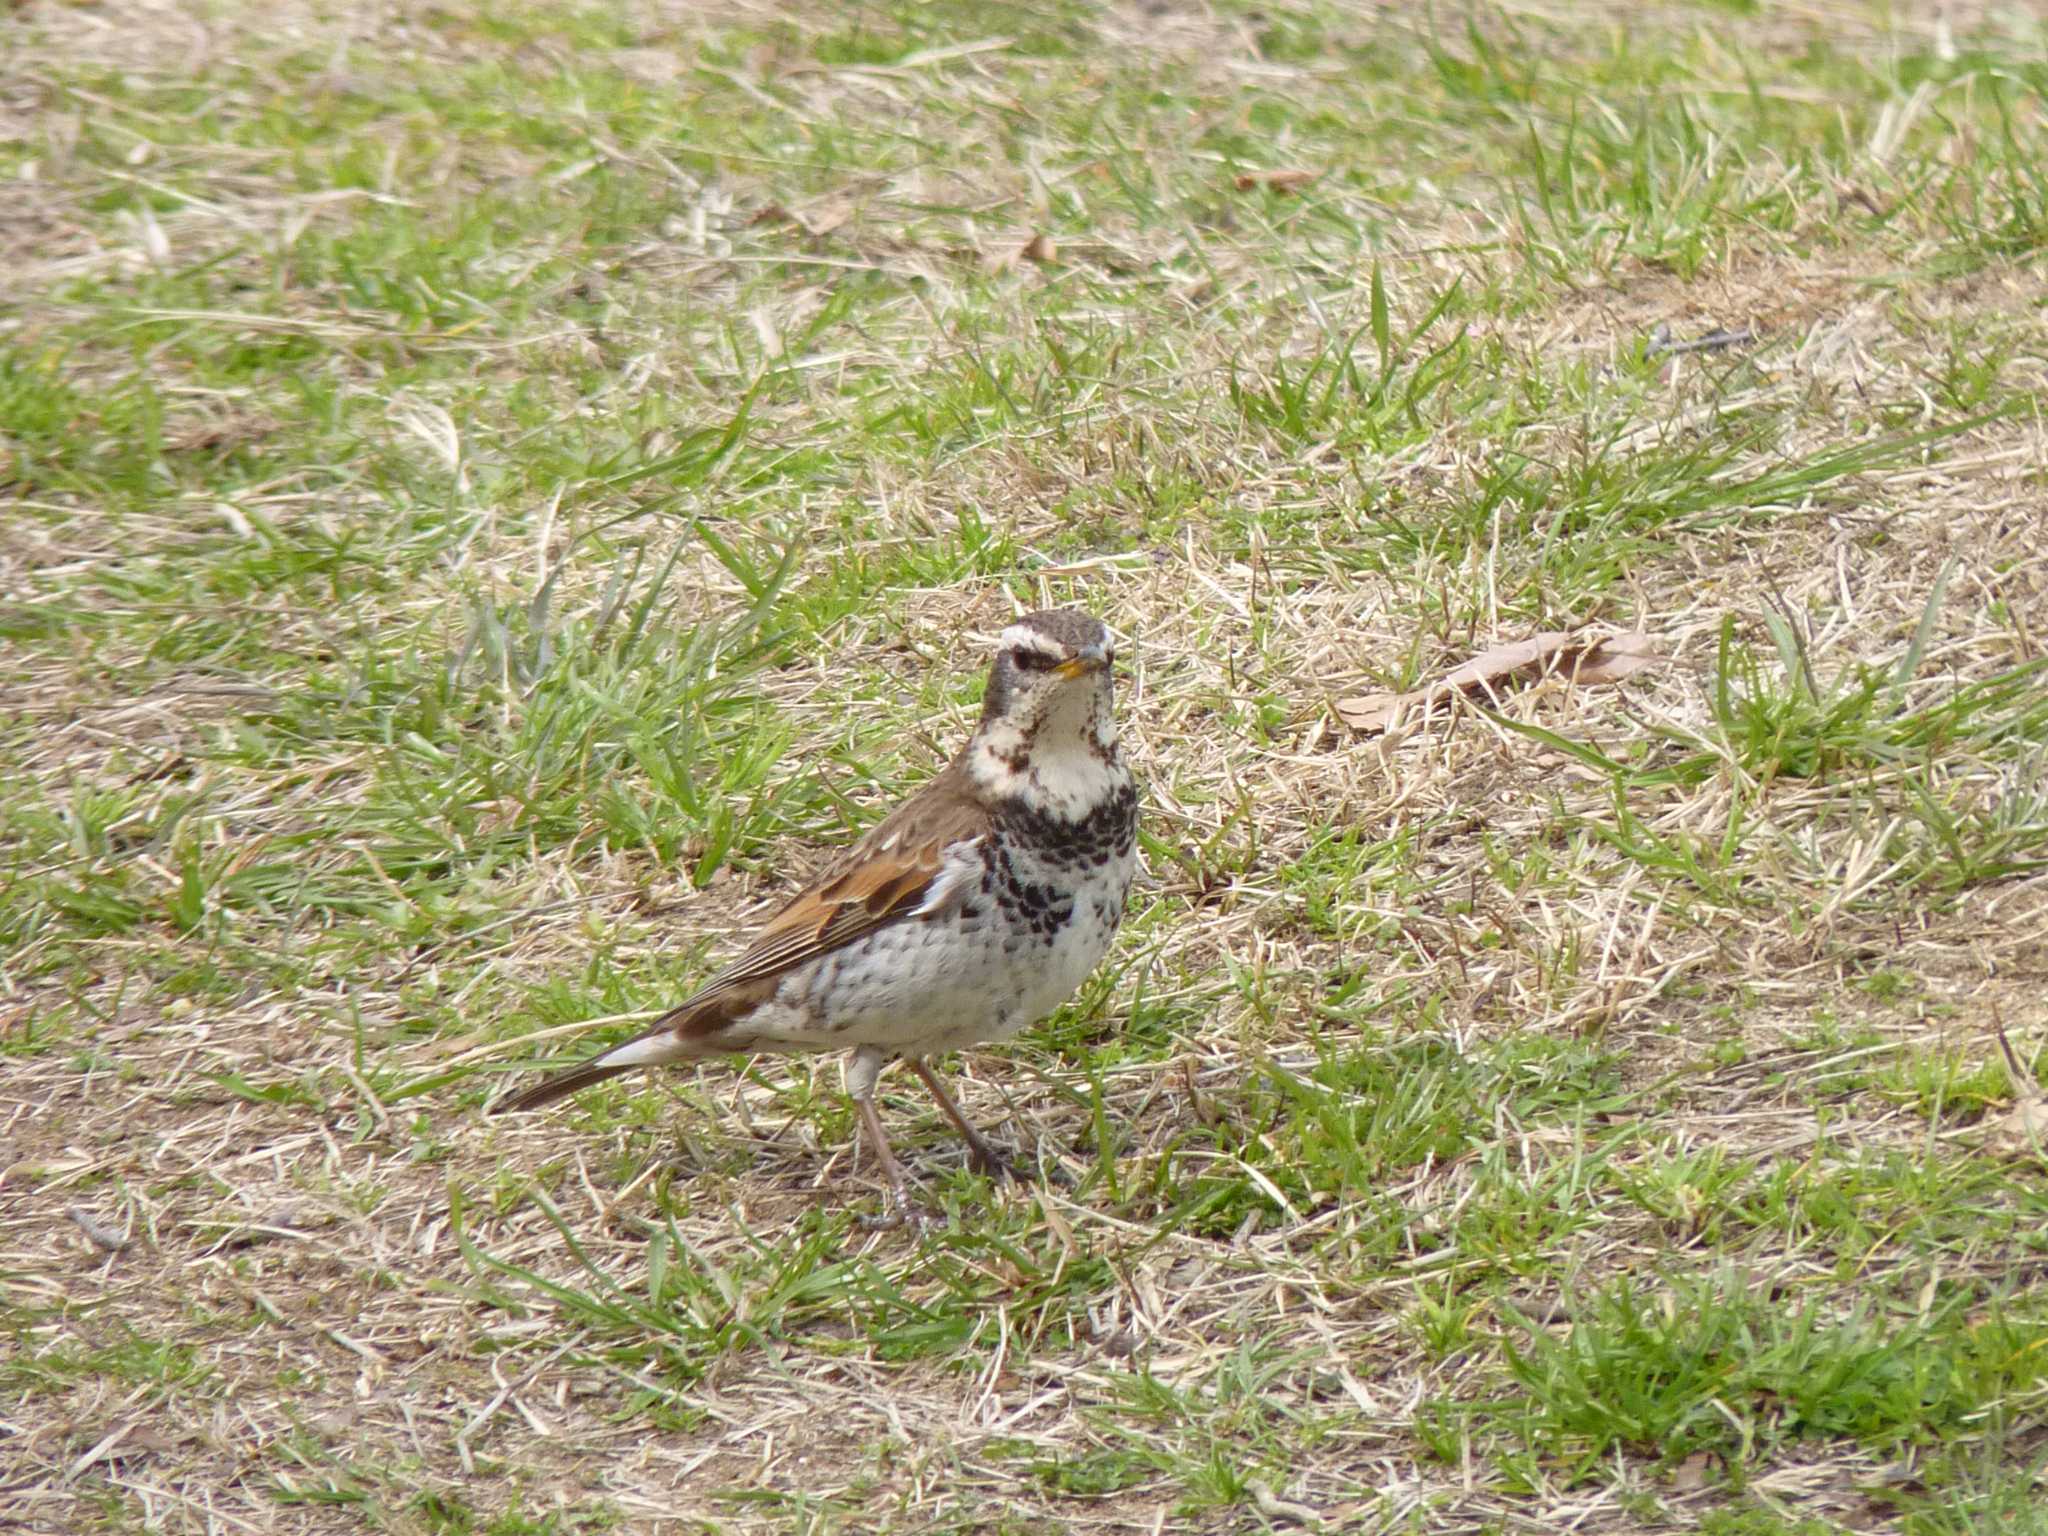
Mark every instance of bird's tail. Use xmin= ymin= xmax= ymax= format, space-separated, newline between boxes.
xmin=490 ymin=1017 xmax=703 ymax=1113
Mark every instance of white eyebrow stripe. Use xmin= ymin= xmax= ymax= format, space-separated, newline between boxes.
xmin=998 ymin=624 xmax=1065 ymax=656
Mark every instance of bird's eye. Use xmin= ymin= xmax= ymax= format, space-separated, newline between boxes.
xmin=1010 ymin=646 xmax=1056 ymax=673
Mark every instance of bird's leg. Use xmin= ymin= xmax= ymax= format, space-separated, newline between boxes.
xmin=909 ymin=1058 xmax=1026 ymax=1181
xmin=854 ymin=1097 xmax=920 ymax=1229
xmin=847 ymin=1047 xmax=924 ymax=1230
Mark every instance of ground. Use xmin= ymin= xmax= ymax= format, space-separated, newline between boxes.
xmin=4 ymin=0 xmax=2048 ymax=1531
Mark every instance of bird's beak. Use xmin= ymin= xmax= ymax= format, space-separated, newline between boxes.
xmin=1055 ymin=647 xmax=1110 ymax=680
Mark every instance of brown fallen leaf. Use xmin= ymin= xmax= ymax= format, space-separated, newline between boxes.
xmin=165 ymin=411 xmax=281 ymax=456
xmin=987 ymin=231 xmax=1060 ymax=274
xmin=1669 ymin=1451 xmax=1719 ymax=1492
xmin=1246 ymin=1479 xmax=1324 ymax=1526
xmin=801 ymin=200 xmax=854 ymax=238
xmin=1234 ymin=167 xmax=1318 ymax=193
xmin=109 ymin=1423 xmax=186 ymax=1460
xmin=1982 ymin=1022 xmax=2048 ymax=1161
xmin=1568 ymin=631 xmax=1663 ymax=684
xmin=746 ymin=200 xmax=852 ymax=238
xmin=1335 ymin=630 xmax=1662 ymax=734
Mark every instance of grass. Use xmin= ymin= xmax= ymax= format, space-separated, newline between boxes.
xmin=4 ymin=0 xmax=2048 ymax=1530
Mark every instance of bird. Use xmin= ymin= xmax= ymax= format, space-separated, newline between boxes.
xmin=492 ymin=607 xmax=1139 ymax=1226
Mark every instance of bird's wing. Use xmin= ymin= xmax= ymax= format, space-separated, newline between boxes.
xmin=665 ymin=769 xmax=990 ymax=1036
xmin=490 ymin=769 xmax=992 ymax=1110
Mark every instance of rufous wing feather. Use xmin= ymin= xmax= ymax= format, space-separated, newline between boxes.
xmin=493 ymin=763 xmax=994 ymax=1110
xmin=671 ymin=782 xmax=989 ymax=1031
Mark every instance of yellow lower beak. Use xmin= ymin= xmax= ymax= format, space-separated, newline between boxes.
xmin=1055 ymin=655 xmax=1107 ymax=680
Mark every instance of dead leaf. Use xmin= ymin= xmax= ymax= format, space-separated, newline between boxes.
xmin=746 ymin=200 xmax=851 ymax=238
xmin=1234 ymin=168 xmax=1319 ymax=193
xmin=1982 ymin=1022 xmax=2048 ymax=1160
xmin=165 ymin=411 xmax=280 ymax=456
xmin=987 ymin=231 xmax=1059 ymax=274
xmin=1246 ymin=1480 xmax=1324 ymax=1525
xmin=65 ymin=1419 xmax=186 ymax=1478
xmin=1039 ymin=1196 xmax=1075 ymax=1256
xmin=1567 ymin=632 xmax=1663 ymax=684
xmin=67 ymin=1205 xmax=129 ymax=1252
xmin=117 ymin=1425 xmax=186 ymax=1459
xmin=1334 ymin=631 xmax=1663 ymax=734
xmin=801 ymin=200 xmax=853 ymax=237
xmin=1669 ymin=1451 xmax=1718 ymax=1491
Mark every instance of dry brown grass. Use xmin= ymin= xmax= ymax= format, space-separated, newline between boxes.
xmin=6 ymin=0 xmax=2048 ymax=1531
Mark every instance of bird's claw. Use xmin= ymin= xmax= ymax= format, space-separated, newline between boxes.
xmin=859 ymin=1188 xmax=935 ymax=1232
xmin=967 ymin=1147 xmax=1029 ymax=1182
xmin=969 ymin=1144 xmax=1076 ymax=1187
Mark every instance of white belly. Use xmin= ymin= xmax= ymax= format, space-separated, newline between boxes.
xmin=741 ymin=841 xmax=1134 ymax=1058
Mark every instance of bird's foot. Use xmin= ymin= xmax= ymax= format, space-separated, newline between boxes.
xmin=858 ymin=1183 xmax=936 ymax=1232
xmin=966 ymin=1141 xmax=1076 ymax=1187
xmin=966 ymin=1144 xmax=1030 ymax=1183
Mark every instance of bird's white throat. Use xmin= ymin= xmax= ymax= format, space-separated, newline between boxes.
xmin=967 ymin=680 xmax=1123 ymax=819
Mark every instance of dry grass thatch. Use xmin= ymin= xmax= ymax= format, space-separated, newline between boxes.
xmin=5 ymin=0 xmax=2048 ymax=1531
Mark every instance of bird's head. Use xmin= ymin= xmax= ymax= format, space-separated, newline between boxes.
xmin=968 ymin=608 xmax=1123 ymax=807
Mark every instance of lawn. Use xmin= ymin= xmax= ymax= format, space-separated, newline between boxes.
xmin=5 ymin=0 xmax=2048 ymax=1531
